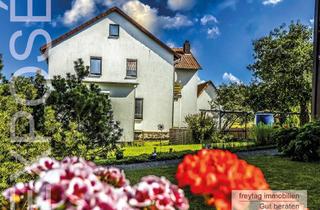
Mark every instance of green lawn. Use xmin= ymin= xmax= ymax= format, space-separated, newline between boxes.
xmin=121 ymin=140 xmax=255 ymax=157
xmin=125 ymin=156 xmax=320 ymax=210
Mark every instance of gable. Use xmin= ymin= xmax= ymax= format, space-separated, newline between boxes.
xmin=41 ymin=7 xmax=176 ymax=57
xmin=197 ymin=81 xmax=217 ymax=97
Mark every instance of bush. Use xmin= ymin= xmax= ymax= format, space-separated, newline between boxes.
xmin=95 ymin=150 xmax=195 ymax=165
xmin=290 ymin=121 xmax=320 ymax=162
xmin=46 ymin=59 xmax=122 ymax=159
xmin=252 ymin=123 xmax=274 ymax=145
xmin=274 ymin=121 xmax=320 ymax=162
xmin=185 ymin=113 xmax=217 ymax=144
xmin=272 ymin=127 xmax=299 ymax=154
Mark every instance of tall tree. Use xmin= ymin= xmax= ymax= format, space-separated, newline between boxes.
xmin=248 ymin=22 xmax=313 ymax=125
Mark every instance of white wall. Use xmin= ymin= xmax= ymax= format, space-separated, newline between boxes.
xmin=47 ymin=11 xmax=174 ymax=138
xmin=197 ymin=84 xmax=217 ymax=111
xmin=98 ymin=83 xmax=135 ymax=142
xmin=173 ymin=70 xmax=198 ymax=127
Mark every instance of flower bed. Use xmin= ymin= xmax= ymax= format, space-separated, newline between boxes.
xmin=2 ymin=150 xmax=286 ymax=210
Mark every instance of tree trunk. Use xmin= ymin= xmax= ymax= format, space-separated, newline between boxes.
xmin=300 ymin=101 xmax=310 ymax=126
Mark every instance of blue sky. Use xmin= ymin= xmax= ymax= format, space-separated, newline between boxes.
xmin=0 ymin=0 xmax=315 ymax=85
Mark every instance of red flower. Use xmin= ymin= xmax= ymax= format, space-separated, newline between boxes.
xmin=176 ymin=149 xmax=269 ymax=210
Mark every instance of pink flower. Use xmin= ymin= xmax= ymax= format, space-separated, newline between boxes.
xmin=3 ymin=157 xmax=188 ymax=210
xmin=129 ymin=176 xmax=189 ymax=210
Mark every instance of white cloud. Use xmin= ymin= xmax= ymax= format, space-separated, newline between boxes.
xmin=262 ymin=0 xmax=283 ymax=6
xmin=102 ymin=0 xmax=129 ymax=7
xmin=121 ymin=0 xmax=158 ymax=32
xmin=63 ymin=0 xmax=96 ymax=26
xmin=159 ymin=14 xmax=193 ymax=29
xmin=121 ymin=0 xmax=193 ymax=32
xmin=201 ymin=15 xmax=218 ymax=25
xmin=166 ymin=41 xmax=177 ymax=48
xmin=167 ymin=0 xmax=195 ymax=11
xmin=223 ymin=72 xmax=241 ymax=84
xmin=60 ymin=0 xmax=193 ymax=32
xmin=207 ymin=27 xmax=220 ymax=39
xmin=218 ymin=0 xmax=238 ymax=10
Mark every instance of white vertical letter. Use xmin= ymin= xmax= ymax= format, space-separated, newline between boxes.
xmin=10 ymin=29 xmax=52 ymax=61
xmin=10 ymin=0 xmax=51 ymax=22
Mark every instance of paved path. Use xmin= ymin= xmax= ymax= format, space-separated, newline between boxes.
xmin=109 ymin=148 xmax=278 ymax=171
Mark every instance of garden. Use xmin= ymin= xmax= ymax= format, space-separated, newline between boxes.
xmin=0 ymin=22 xmax=319 ymax=210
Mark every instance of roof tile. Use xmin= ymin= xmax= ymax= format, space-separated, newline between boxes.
xmin=173 ymin=48 xmax=201 ymax=70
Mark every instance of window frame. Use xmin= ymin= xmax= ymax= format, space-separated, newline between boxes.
xmin=126 ymin=59 xmax=138 ymax=78
xmin=135 ymin=98 xmax=144 ymax=120
xmin=109 ymin=24 xmax=120 ymax=38
xmin=90 ymin=56 xmax=102 ymax=76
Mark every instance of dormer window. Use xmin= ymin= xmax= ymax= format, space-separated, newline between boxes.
xmin=109 ymin=24 xmax=119 ymax=38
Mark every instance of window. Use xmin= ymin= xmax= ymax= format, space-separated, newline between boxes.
xmin=90 ymin=57 xmax=102 ymax=75
xmin=126 ymin=59 xmax=137 ymax=78
xmin=109 ymin=24 xmax=119 ymax=38
xmin=135 ymin=98 xmax=143 ymax=120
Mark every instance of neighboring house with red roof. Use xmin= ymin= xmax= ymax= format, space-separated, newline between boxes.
xmin=172 ymin=41 xmax=202 ymax=127
xmin=43 ymin=7 xmax=215 ymax=141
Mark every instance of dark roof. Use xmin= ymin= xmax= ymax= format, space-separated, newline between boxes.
xmin=41 ymin=7 xmax=176 ymax=56
xmin=172 ymin=48 xmax=201 ymax=70
xmin=197 ymin=80 xmax=216 ymax=97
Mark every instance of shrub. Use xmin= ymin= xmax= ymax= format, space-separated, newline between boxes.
xmin=46 ymin=59 xmax=122 ymax=159
xmin=185 ymin=113 xmax=217 ymax=144
xmin=274 ymin=121 xmax=320 ymax=162
xmin=272 ymin=127 xmax=299 ymax=154
xmin=211 ymin=133 xmax=235 ymax=143
xmin=290 ymin=121 xmax=320 ymax=162
xmin=251 ymin=123 xmax=274 ymax=145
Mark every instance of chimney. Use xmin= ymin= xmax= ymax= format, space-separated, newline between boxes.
xmin=183 ymin=40 xmax=191 ymax=54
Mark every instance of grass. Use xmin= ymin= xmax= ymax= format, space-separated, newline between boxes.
xmin=120 ymin=140 xmax=256 ymax=157
xmin=125 ymin=156 xmax=320 ymax=210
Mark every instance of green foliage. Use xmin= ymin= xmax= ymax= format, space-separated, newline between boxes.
xmin=47 ymin=59 xmax=122 ymax=159
xmin=211 ymin=133 xmax=235 ymax=143
xmin=115 ymin=147 xmax=125 ymax=160
xmin=274 ymin=121 xmax=320 ymax=162
xmin=251 ymin=123 xmax=274 ymax=145
xmin=272 ymin=127 xmax=299 ymax=153
xmin=185 ymin=113 xmax=217 ymax=144
xmin=290 ymin=121 xmax=320 ymax=162
xmin=0 ymin=82 xmax=49 ymax=206
xmin=213 ymin=83 xmax=253 ymax=130
xmin=248 ymin=22 xmax=313 ymax=124
xmin=95 ymin=150 xmax=195 ymax=166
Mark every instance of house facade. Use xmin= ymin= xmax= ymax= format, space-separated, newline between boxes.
xmin=43 ymin=7 xmax=215 ymax=142
xmin=197 ymin=81 xmax=217 ymax=111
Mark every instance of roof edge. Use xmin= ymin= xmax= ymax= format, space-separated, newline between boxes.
xmin=40 ymin=7 xmax=177 ymax=57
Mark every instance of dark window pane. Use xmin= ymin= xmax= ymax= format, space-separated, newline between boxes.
xmin=127 ymin=59 xmax=137 ymax=77
xmin=109 ymin=24 xmax=119 ymax=37
xmin=135 ymin=98 xmax=143 ymax=119
xmin=90 ymin=58 xmax=101 ymax=75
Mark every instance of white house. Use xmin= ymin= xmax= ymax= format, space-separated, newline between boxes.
xmin=197 ymin=81 xmax=217 ymax=111
xmin=42 ymin=7 xmax=216 ymax=142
